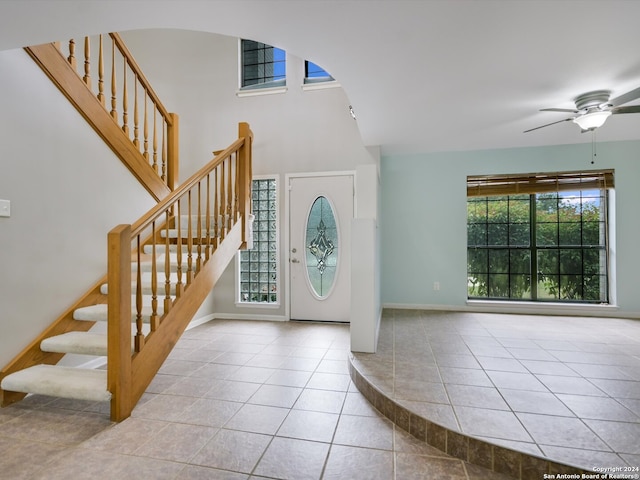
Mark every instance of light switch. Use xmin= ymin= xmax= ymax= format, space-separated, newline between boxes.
xmin=0 ymin=199 xmax=10 ymax=218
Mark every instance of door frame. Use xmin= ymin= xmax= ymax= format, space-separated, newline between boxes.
xmin=284 ymin=170 xmax=356 ymax=321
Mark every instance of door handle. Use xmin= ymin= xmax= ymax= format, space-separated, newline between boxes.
xmin=291 ymin=258 xmax=300 ymax=263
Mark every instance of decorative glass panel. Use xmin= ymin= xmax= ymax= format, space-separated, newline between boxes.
xmin=305 ymin=196 xmax=338 ymax=298
xmin=239 ymin=179 xmax=278 ymax=303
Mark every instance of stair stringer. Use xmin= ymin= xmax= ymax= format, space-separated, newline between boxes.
xmin=0 ymin=279 xmax=104 ymax=407
xmin=125 ymin=220 xmax=244 ymax=416
xmin=24 ymin=42 xmax=173 ymax=202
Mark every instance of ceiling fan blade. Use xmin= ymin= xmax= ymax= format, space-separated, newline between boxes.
xmin=540 ymin=108 xmax=579 ymax=113
xmin=524 ymin=117 xmax=574 ymax=133
xmin=609 ymin=87 xmax=640 ymax=107
xmin=611 ymin=105 xmax=640 ymax=114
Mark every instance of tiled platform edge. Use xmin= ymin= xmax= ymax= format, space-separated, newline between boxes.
xmin=348 ymin=354 xmax=589 ymax=480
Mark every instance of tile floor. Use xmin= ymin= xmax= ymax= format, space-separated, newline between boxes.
xmin=351 ymin=309 xmax=640 ymax=472
xmin=0 ymin=318 xmax=512 ymax=480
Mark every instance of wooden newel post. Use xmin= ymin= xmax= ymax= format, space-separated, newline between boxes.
xmin=167 ymin=113 xmax=179 ymax=190
xmin=237 ymin=122 xmax=253 ymax=248
xmin=108 ymin=224 xmax=133 ymax=422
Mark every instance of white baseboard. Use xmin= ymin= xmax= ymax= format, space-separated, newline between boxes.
xmin=210 ymin=312 xmax=288 ymax=322
xmin=382 ymin=301 xmax=640 ymax=319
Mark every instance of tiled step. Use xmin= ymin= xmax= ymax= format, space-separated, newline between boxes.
xmin=0 ymin=365 xmax=110 ymax=402
xmin=347 ymin=356 xmax=589 ymax=479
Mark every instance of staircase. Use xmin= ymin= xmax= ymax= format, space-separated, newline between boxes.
xmin=0 ymin=32 xmax=254 ymax=422
xmin=0 ymin=225 xmax=223 ymax=403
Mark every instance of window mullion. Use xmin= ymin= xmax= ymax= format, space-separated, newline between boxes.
xmin=530 ymin=194 xmax=538 ymax=300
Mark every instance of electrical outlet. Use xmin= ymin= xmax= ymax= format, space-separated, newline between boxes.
xmin=433 ymin=281 xmax=440 ymax=291
xmin=0 ymin=199 xmax=10 ymax=218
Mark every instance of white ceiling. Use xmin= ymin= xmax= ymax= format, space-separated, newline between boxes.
xmin=2 ymin=0 xmax=640 ymax=155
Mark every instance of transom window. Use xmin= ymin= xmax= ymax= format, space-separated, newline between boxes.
xmin=238 ymin=178 xmax=278 ymax=303
xmin=304 ymin=61 xmax=334 ymax=84
xmin=467 ymin=170 xmax=613 ymax=303
xmin=241 ymin=39 xmax=286 ymax=90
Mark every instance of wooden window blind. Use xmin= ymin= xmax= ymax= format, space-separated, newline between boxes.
xmin=467 ymin=170 xmax=614 ymax=197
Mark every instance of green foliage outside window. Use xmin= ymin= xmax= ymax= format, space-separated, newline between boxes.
xmin=467 ymin=191 xmax=608 ymax=303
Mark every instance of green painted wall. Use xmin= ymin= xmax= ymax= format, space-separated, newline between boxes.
xmin=380 ymin=140 xmax=640 ymax=314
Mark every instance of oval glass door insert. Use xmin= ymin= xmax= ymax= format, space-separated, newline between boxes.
xmin=305 ymin=196 xmax=338 ymax=298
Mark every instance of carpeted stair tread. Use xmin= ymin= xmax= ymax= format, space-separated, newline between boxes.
xmin=160 ymin=228 xmax=220 ymax=239
xmin=143 ymin=244 xmax=191 ymax=255
xmin=40 ymin=332 xmax=134 ymax=356
xmin=99 ymin=277 xmax=181 ymax=296
xmin=135 ymin=253 xmax=196 ymax=273
xmin=73 ymin=303 xmax=166 ymax=322
xmin=1 ymin=365 xmax=111 ymax=402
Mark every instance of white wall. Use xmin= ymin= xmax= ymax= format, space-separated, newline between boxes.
xmin=120 ymin=29 xmax=375 ymax=320
xmin=381 ymin=140 xmax=640 ymax=317
xmin=0 ymin=48 xmax=156 ymax=367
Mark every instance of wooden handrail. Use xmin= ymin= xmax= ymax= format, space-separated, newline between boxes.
xmin=25 ymin=33 xmax=178 ymax=197
xmin=108 ymin=123 xmax=253 ymax=421
xmin=130 ymin=137 xmax=245 ymax=237
xmin=109 ymin=33 xmax=172 ymax=123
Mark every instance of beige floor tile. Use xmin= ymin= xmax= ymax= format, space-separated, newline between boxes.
xmin=253 ymin=436 xmax=329 ymax=480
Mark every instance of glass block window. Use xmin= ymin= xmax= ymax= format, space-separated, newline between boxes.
xmin=304 ymin=60 xmax=334 ymax=84
xmin=239 ymin=178 xmax=278 ymax=303
xmin=467 ymin=170 xmax=613 ymax=304
xmin=241 ymin=39 xmax=286 ymax=89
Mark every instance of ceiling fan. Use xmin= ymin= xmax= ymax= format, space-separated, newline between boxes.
xmin=524 ymin=87 xmax=640 ymax=133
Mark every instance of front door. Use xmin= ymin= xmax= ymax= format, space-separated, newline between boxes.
xmin=289 ymin=174 xmax=353 ymax=322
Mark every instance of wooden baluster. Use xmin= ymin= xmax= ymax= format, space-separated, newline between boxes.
xmin=234 ymin=153 xmax=240 ymax=221
xmin=67 ymin=39 xmax=77 ymax=69
xmin=175 ymin=198 xmax=184 ymax=297
xmin=164 ymin=211 xmax=172 ymax=314
xmin=133 ymin=77 xmax=139 ymax=149
xmin=220 ymin=160 xmax=226 ymax=241
xmin=213 ymin=168 xmax=219 ymax=247
xmin=110 ymin=41 xmax=117 ymax=120
xmin=205 ymin=174 xmax=211 ymax=261
xmin=187 ymin=191 xmax=193 ymax=285
xmin=150 ymin=221 xmax=159 ymax=331
xmin=83 ymin=37 xmax=91 ymax=88
xmin=135 ymin=236 xmax=144 ymax=352
xmin=161 ymin=119 xmax=167 ymax=182
xmin=152 ymin=105 xmax=158 ymax=172
xmin=227 ymin=157 xmax=233 ymax=228
xmin=196 ymin=183 xmax=202 ymax=273
xmin=122 ymin=57 xmax=129 ymax=135
xmin=97 ymin=35 xmax=105 ymax=106
xmin=143 ymin=91 xmax=149 ymax=164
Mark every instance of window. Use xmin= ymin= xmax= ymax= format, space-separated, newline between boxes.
xmin=241 ymin=39 xmax=286 ymax=90
xmin=467 ymin=170 xmax=613 ymax=303
xmin=304 ymin=60 xmax=334 ymax=84
xmin=239 ymin=178 xmax=278 ymax=303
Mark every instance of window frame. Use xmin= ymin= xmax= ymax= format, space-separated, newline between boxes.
xmin=238 ymin=39 xmax=287 ymax=97
xmin=467 ymin=170 xmax=614 ymax=304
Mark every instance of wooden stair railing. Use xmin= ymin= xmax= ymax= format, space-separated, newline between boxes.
xmin=25 ymin=33 xmax=177 ymax=201
xmin=108 ymin=122 xmax=253 ymax=421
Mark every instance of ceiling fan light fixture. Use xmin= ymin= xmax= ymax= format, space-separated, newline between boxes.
xmin=573 ymin=110 xmax=612 ymax=130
